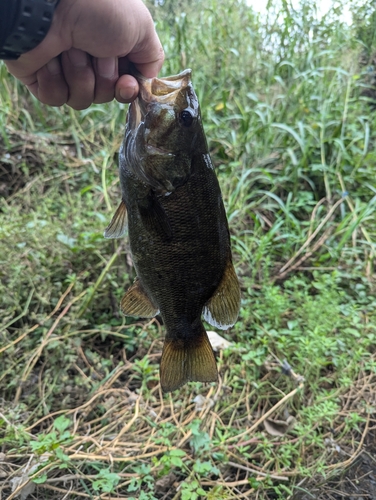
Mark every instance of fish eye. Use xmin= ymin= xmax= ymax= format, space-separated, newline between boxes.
xmin=180 ymin=109 xmax=194 ymax=127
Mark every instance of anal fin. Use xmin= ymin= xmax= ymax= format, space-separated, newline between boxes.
xmin=160 ymin=324 xmax=218 ymax=392
xmin=120 ymin=277 xmax=159 ymax=318
xmin=104 ymin=200 xmax=127 ymax=239
xmin=203 ymin=255 xmax=240 ymax=329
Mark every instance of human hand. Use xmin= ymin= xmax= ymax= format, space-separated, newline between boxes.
xmin=5 ymin=0 xmax=164 ymax=109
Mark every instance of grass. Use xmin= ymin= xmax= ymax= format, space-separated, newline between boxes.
xmin=1 ymin=0 xmax=376 ymax=498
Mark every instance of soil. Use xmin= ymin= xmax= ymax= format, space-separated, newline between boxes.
xmin=294 ymin=430 xmax=376 ymax=499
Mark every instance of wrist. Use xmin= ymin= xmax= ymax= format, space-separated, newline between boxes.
xmin=0 ymin=0 xmax=60 ymax=60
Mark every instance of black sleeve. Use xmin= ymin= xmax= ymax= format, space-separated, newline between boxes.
xmin=0 ymin=0 xmax=59 ymax=60
xmin=0 ymin=1 xmax=20 ymax=50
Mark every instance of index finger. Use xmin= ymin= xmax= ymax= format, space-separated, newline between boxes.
xmin=127 ymin=25 xmax=165 ymax=79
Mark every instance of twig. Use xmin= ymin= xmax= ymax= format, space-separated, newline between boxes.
xmin=326 ymin=412 xmax=370 ymax=471
xmin=100 ymin=397 xmax=140 ymax=450
xmin=39 ymin=484 xmax=91 ymax=498
xmin=227 ymin=381 xmax=305 ymax=443
xmin=6 ymin=461 xmax=56 ymax=500
xmin=201 ymin=479 xmax=253 ymax=487
xmin=278 ymin=197 xmax=344 ymax=275
xmin=308 ymin=197 xmax=327 ymax=238
xmin=227 ymin=461 xmax=288 ymax=481
xmin=0 ymin=281 xmax=75 ymax=355
xmin=68 ymin=449 xmax=169 ymax=462
xmin=0 ymin=288 xmax=34 ymax=334
xmin=14 ymin=290 xmax=86 ymax=404
xmin=77 ymin=244 xmax=123 ymax=317
xmin=277 ymin=226 xmax=333 ymax=280
xmin=337 ymin=171 xmax=375 ymax=256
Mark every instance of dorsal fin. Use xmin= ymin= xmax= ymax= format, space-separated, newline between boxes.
xmin=203 ymin=255 xmax=240 ymax=329
xmin=120 ymin=277 xmax=159 ymax=318
xmin=104 ymin=200 xmax=127 ymax=239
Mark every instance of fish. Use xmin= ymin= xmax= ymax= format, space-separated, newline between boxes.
xmin=104 ymin=69 xmax=240 ymax=392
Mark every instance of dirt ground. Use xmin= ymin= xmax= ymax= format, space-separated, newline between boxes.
xmin=294 ymin=430 xmax=376 ymax=499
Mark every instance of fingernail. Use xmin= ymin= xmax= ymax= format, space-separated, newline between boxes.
xmin=68 ymin=48 xmax=88 ymax=67
xmin=120 ymin=86 xmax=137 ymax=101
xmin=46 ymin=57 xmax=61 ymax=75
xmin=97 ymin=57 xmax=116 ymax=78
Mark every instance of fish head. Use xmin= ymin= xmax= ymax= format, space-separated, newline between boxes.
xmin=122 ymin=69 xmax=207 ymax=194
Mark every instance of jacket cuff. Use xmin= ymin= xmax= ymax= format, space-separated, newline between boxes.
xmin=0 ymin=0 xmax=60 ymax=60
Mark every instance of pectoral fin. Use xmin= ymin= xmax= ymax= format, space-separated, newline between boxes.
xmin=120 ymin=277 xmax=159 ymax=318
xmin=138 ymin=193 xmax=172 ymax=241
xmin=104 ymin=200 xmax=127 ymax=239
xmin=203 ymin=255 xmax=240 ymax=329
xmin=160 ymin=324 xmax=218 ymax=392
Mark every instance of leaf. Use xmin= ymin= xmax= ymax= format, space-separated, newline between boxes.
xmin=55 ymin=447 xmax=70 ymax=462
xmin=263 ymin=416 xmax=296 ymax=436
xmin=171 ymin=456 xmax=184 ymax=467
xmin=190 ymin=431 xmax=210 ymax=453
xmin=33 ymin=473 xmax=48 ymax=484
xmin=56 ymin=233 xmax=77 ymax=249
xmin=93 ymin=468 xmax=121 ymax=493
xmin=189 ymin=420 xmax=211 ymax=453
xmin=53 ymin=415 xmax=71 ymax=434
xmin=193 ymin=460 xmax=213 ymax=474
xmin=133 ymin=463 xmax=151 ymax=475
xmin=127 ymin=478 xmax=140 ymax=492
xmin=271 ymin=123 xmax=305 ymax=153
xmin=246 ymin=92 xmax=259 ymax=101
xmin=59 ymin=430 xmax=72 ymax=442
xmin=181 ymin=491 xmax=191 ymax=500
xmin=169 ymin=449 xmax=186 ymax=457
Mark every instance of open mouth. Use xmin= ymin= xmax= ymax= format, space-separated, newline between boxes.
xmin=138 ymin=69 xmax=192 ymax=103
xmin=128 ymin=69 xmax=193 ymax=132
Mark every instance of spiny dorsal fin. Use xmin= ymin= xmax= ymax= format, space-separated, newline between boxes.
xmin=120 ymin=277 xmax=159 ymax=318
xmin=160 ymin=325 xmax=218 ymax=392
xmin=203 ymin=255 xmax=240 ymax=329
xmin=104 ymin=200 xmax=127 ymax=239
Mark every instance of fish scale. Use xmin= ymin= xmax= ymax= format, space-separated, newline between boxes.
xmin=124 ymin=168 xmax=224 ymax=321
xmin=105 ymin=69 xmax=240 ymax=392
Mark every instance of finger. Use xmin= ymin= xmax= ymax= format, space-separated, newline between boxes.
xmin=128 ymin=24 xmax=165 ymax=78
xmin=115 ymin=73 xmax=139 ymax=103
xmin=133 ymin=53 xmax=164 ymax=79
xmin=61 ymin=48 xmax=95 ymax=110
xmin=26 ymin=57 xmax=69 ymax=106
xmin=92 ymin=57 xmax=118 ymax=104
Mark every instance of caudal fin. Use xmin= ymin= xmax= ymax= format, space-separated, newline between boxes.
xmin=160 ymin=324 xmax=218 ymax=392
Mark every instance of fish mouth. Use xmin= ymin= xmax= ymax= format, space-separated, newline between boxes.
xmin=137 ymin=69 xmax=192 ymax=103
xmin=123 ymin=68 xmax=199 ymax=194
xmin=128 ymin=69 xmax=193 ymax=132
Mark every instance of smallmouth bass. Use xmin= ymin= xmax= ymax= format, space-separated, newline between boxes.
xmin=105 ymin=69 xmax=240 ymax=392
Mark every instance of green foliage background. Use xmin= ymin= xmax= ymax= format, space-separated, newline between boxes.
xmin=1 ymin=0 xmax=376 ymax=498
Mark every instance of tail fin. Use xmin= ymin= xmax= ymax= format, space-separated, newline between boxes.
xmin=160 ymin=323 xmax=218 ymax=392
